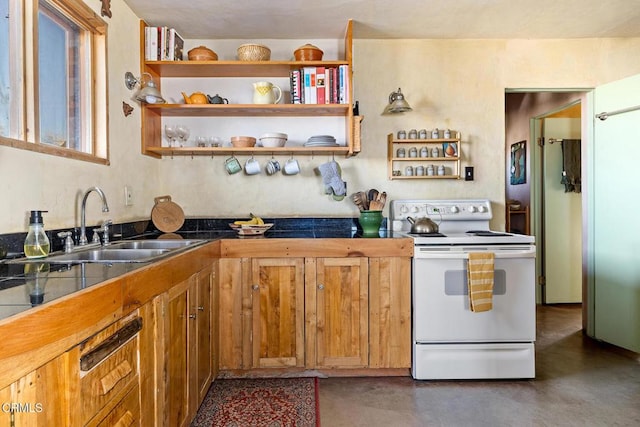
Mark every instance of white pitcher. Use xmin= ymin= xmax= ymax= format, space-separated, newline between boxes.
xmin=253 ymin=81 xmax=282 ymax=104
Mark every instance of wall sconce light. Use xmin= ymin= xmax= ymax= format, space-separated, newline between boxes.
xmin=124 ymin=71 xmax=166 ymax=104
xmin=383 ymin=88 xmax=412 ymax=114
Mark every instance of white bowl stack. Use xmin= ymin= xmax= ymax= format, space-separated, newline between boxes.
xmin=259 ymin=132 xmax=288 ymax=148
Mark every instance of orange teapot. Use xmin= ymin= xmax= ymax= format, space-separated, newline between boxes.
xmin=181 ymin=92 xmax=208 ymax=104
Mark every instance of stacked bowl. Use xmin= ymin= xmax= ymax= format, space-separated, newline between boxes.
xmin=259 ymin=132 xmax=288 ymax=148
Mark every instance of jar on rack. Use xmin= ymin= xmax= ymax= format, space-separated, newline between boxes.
xmin=396 ymin=147 xmax=406 ymax=158
xmin=419 ymin=129 xmax=428 ymax=139
xmin=408 ymin=147 xmax=418 ymax=158
xmin=420 ymin=146 xmax=429 ymax=157
xmin=426 ymin=165 xmax=434 ymax=176
xmin=431 ymin=146 xmax=440 ymax=157
xmin=408 ymin=129 xmax=418 ymax=139
xmin=397 ymin=130 xmax=407 ymax=139
xmin=438 ymin=165 xmax=446 ymax=176
xmin=431 ymin=128 xmax=440 ymax=139
xmin=444 ymin=129 xmax=451 ymax=139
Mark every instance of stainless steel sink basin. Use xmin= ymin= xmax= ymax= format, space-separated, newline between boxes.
xmin=7 ymin=238 xmax=207 ymax=264
xmin=106 ymin=239 xmax=205 ymax=250
xmin=44 ymin=248 xmax=171 ymax=263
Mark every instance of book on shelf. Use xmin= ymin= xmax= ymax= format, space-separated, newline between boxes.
xmin=316 ymin=66 xmax=326 ymax=104
xmin=145 ymin=26 xmax=184 ymax=61
xmin=168 ymin=28 xmax=184 ymax=61
xmin=302 ymin=67 xmax=317 ymax=104
xmin=287 ymin=65 xmax=350 ymax=105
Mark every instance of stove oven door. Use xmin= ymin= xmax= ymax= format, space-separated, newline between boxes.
xmin=412 ymin=245 xmax=536 ymax=343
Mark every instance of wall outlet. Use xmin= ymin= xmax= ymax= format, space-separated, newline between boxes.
xmin=124 ymin=185 xmax=133 ymax=206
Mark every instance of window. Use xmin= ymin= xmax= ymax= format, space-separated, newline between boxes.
xmin=0 ymin=0 xmax=108 ymax=164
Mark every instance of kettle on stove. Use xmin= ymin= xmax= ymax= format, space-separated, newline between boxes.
xmin=407 ymin=216 xmax=439 ymax=234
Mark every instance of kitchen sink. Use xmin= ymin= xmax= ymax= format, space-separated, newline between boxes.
xmin=106 ymin=239 xmax=205 ymax=250
xmin=42 ymin=248 xmax=171 ymax=263
xmin=7 ymin=239 xmax=207 ymax=264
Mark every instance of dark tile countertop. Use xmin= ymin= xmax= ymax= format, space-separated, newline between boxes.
xmin=0 ymin=216 xmax=404 ymax=321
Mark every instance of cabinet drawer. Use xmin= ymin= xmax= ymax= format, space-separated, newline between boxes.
xmin=80 ymin=337 xmax=139 ymax=424
xmin=87 ymin=383 xmax=141 ymax=427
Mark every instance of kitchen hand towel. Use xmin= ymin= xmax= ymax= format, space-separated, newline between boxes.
xmin=467 ymin=252 xmax=495 ymax=312
xmin=561 ymin=139 xmax=581 ymax=193
xmin=318 ymin=160 xmax=346 ymax=197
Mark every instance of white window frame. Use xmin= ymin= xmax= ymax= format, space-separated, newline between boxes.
xmin=0 ymin=0 xmax=109 ymax=164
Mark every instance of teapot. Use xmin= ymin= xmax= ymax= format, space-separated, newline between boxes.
xmin=252 ymin=81 xmax=282 ymax=104
xmin=181 ymin=92 xmax=208 ymax=104
xmin=207 ymin=94 xmax=229 ymax=104
xmin=407 ymin=216 xmax=439 ymax=234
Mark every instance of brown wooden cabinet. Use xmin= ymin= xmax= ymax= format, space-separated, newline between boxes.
xmin=218 ymin=255 xmax=411 ymax=374
xmin=307 ymin=257 xmax=369 ymax=368
xmin=156 ymin=264 xmax=216 ymax=427
xmin=0 ymin=353 xmax=71 ymax=426
xmin=250 ymin=258 xmax=305 ymax=368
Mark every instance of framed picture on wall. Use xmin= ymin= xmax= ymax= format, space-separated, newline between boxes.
xmin=510 ymin=140 xmax=526 ymax=185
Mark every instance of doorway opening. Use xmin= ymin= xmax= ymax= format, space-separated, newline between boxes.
xmin=505 ymin=91 xmax=587 ymax=315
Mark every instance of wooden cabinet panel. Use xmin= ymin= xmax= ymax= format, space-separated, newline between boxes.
xmin=249 ymin=258 xmax=305 ymax=368
xmin=218 ymin=258 xmax=245 ymax=370
xmin=87 ymin=384 xmax=140 ymax=427
xmin=369 ymin=257 xmax=412 ymax=368
xmin=162 ymin=278 xmax=191 ymax=427
xmin=80 ymin=338 xmax=139 ymax=425
xmin=0 ymin=353 xmax=72 ymax=426
xmin=313 ymin=257 xmax=369 ymax=368
xmin=193 ymin=267 xmax=214 ymax=407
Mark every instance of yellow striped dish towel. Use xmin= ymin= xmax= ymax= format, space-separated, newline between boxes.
xmin=467 ymin=252 xmax=495 ymax=312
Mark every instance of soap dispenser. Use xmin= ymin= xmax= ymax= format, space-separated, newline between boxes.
xmin=24 ymin=210 xmax=50 ymax=258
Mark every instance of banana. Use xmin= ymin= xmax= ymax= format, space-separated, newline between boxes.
xmin=251 ymin=213 xmax=265 ymax=225
xmin=234 ymin=214 xmax=264 ymax=226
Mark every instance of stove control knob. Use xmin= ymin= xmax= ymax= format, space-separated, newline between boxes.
xmin=468 ymin=206 xmax=477 ymax=213
xmin=450 ymin=206 xmax=459 ymax=213
xmin=400 ymin=205 xmax=408 ymax=213
xmin=478 ymin=205 xmax=487 ymax=213
xmin=411 ymin=206 xmax=419 ymax=213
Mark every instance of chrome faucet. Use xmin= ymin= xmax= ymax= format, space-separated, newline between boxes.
xmin=79 ymin=187 xmax=110 ymax=246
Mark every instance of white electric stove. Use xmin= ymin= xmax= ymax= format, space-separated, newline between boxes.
xmin=390 ymin=199 xmax=536 ymax=380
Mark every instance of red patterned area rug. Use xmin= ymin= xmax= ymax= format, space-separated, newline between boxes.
xmin=192 ymin=377 xmax=320 ymax=427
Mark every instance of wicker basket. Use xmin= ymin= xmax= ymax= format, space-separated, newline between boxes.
xmin=237 ymin=43 xmax=271 ymax=61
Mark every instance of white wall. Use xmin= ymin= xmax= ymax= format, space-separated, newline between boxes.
xmin=2 ymin=2 xmax=640 ymax=233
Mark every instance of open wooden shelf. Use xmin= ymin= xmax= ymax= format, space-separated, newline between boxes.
xmin=145 ymin=103 xmax=350 ymax=117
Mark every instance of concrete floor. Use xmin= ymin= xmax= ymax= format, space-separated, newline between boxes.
xmin=318 ymin=304 xmax=640 ymax=426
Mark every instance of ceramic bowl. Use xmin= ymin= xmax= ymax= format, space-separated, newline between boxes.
xmin=187 ymin=46 xmax=218 ymax=61
xmin=259 ymin=132 xmax=288 ymax=147
xmin=230 ymin=136 xmax=257 ymax=147
xmin=294 ymin=44 xmax=323 ymax=61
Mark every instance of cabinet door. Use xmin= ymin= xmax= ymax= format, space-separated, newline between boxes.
xmin=161 ymin=277 xmax=192 ymax=427
xmin=0 ymin=353 xmax=71 ymax=426
xmin=218 ymin=258 xmax=246 ymax=370
xmin=192 ymin=266 xmax=214 ymax=409
xmin=313 ymin=257 xmax=369 ymax=368
xmin=249 ymin=258 xmax=305 ymax=368
xmin=369 ymin=257 xmax=412 ymax=368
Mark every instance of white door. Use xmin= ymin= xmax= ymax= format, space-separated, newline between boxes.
xmin=591 ymin=73 xmax=640 ymax=352
xmin=543 ymin=118 xmax=582 ymax=303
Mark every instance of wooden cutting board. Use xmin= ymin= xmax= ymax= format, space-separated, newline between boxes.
xmin=151 ymin=196 xmax=185 ymax=233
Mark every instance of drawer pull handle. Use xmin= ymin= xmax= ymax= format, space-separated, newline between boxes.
xmin=197 ymin=306 xmax=204 ymax=311
xmin=113 ymin=410 xmax=135 ymax=427
xmin=189 ymin=313 xmax=197 ymax=319
xmin=100 ymin=360 xmax=133 ymax=396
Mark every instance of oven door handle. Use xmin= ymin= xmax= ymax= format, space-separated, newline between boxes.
xmin=414 ymin=247 xmax=536 ymax=259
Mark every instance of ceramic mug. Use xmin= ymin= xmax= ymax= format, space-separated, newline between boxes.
xmin=244 ymin=157 xmax=261 ymax=175
xmin=224 ymin=156 xmax=242 ymax=174
xmin=283 ymin=158 xmax=300 ymax=175
xmin=266 ymin=159 xmax=281 ymax=175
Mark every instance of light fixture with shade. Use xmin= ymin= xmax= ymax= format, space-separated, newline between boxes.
xmin=384 ymin=87 xmax=412 ymax=114
xmin=124 ymin=71 xmax=166 ymax=104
